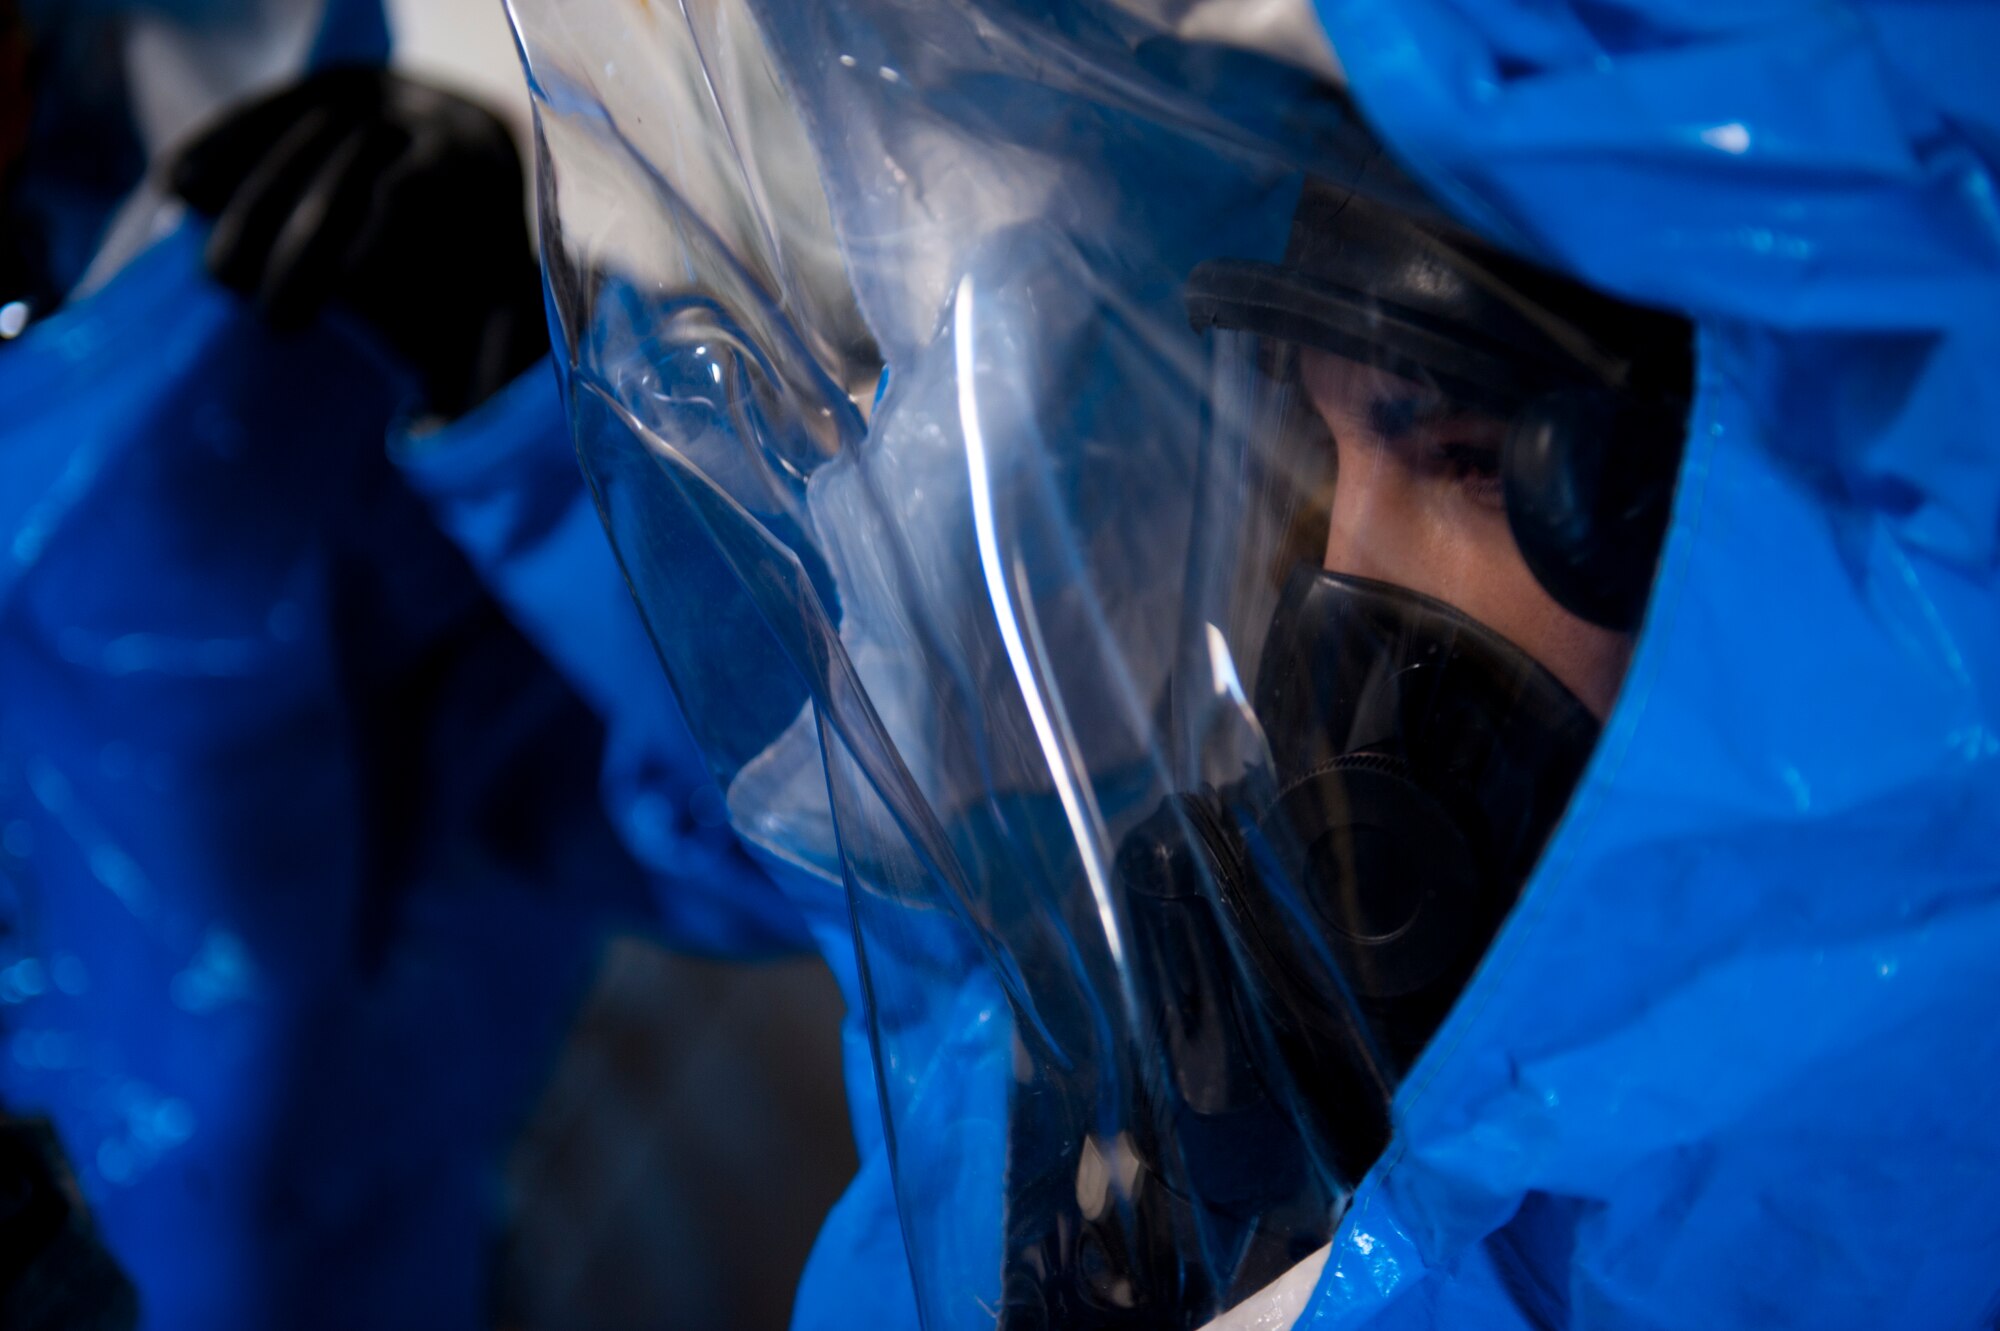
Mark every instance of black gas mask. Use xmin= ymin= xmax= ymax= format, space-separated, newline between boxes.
xmin=1158 ymin=169 xmax=1692 ymax=1090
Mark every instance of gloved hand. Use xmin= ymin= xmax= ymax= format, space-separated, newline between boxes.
xmin=0 ymin=1114 xmax=138 ymax=1330
xmin=169 ymin=65 xmax=549 ymax=419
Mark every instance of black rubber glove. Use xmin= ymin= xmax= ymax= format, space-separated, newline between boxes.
xmin=0 ymin=1114 xmax=138 ymax=1330
xmin=169 ymin=65 xmax=549 ymax=420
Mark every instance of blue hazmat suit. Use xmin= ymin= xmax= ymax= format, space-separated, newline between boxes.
xmin=1294 ymin=3 xmax=2000 ymax=1326
xmin=0 ymin=1 xmax=805 ymax=1326
xmin=506 ymin=0 xmax=2000 ymax=1328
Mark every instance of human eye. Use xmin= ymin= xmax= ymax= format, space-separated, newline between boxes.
xmin=1430 ymin=438 xmax=1505 ymax=510
xmin=1400 ymin=421 xmax=1504 ymax=509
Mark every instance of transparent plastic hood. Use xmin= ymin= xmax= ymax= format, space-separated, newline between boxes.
xmin=507 ymin=2 xmax=1689 ymax=1325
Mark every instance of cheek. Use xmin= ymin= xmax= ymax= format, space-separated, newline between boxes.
xmin=1422 ymin=540 xmax=1635 ymax=719
xmin=1319 ymin=444 xmax=1481 ymax=582
xmin=1321 ymin=474 xmax=1508 ymax=611
xmin=1323 ymin=490 xmax=1633 ymax=720
xmin=1489 ymin=592 xmax=1634 ymax=720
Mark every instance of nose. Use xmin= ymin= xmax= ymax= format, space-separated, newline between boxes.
xmin=1319 ymin=438 xmax=1414 ymax=584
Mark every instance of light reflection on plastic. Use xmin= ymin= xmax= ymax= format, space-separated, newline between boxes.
xmin=0 ymin=957 xmax=46 ymax=1002
xmin=1947 ymin=724 xmax=2000 ymax=761
xmin=1700 ymin=122 xmax=1751 ymax=154
xmin=89 ymin=844 xmax=151 ymax=911
xmin=1205 ymin=622 xmax=1249 ymax=704
xmin=27 ymin=757 xmax=156 ymax=916
xmin=170 ymin=926 xmax=257 ymax=1012
xmin=87 ymin=1081 xmax=200 ymax=1186
xmin=955 ymin=275 xmax=1127 ymax=977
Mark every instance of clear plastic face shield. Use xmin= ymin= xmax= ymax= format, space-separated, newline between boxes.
xmin=511 ymin=4 xmax=1690 ymax=1325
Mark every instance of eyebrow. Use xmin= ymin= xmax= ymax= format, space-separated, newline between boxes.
xmin=1367 ymin=395 xmax=1466 ymax=440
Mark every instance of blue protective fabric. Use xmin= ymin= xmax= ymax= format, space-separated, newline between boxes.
xmin=391 ymin=359 xmax=813 ymax=958
xmin=305 ymin=0 xmax=391 ymax=67
xmin=1282 ymin=3 xmax=2000 ymax=1328
xmin=0 ymin=2 xmax=815 ymax=1323
xmin=0 ymin=222 xmax=686 ymax=1330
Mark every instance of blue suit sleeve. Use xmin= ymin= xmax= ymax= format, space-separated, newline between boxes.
xmin=389 ymin=359 xmax=813 ymax=957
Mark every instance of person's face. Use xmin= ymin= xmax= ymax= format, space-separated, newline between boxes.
xmin=1301 ymin=349 xmax=1632 ymax=719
